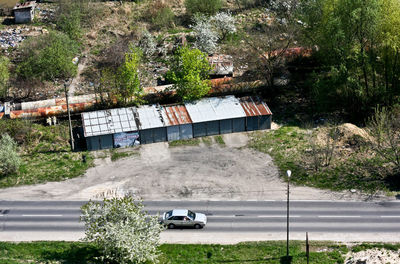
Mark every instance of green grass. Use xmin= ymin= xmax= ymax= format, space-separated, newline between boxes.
xmin=169 ymin=138 xmax=200 ymax=147
xmin=214 ymin=135 xmax=225 ymax=146
xmin=249 ymin=126 xmax=392 ymax=193
xmin=0 ymin=241 xmax=352 ymax=264
xmin=202 ymin=136 xmax=213 ymax=146
xmin=0 ymin=120 xmax=93 ymax=188
xmin=110 ymin=149 xmax=139 ymax=162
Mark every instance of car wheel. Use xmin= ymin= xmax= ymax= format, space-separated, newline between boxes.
xmin=194 ymin=224 xmax=202 ymax=229
xmin=168 ymin=223 xmax=175 ymax=229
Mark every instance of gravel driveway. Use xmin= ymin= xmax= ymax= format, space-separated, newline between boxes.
xmin=0 ymin=133 xmax=379 ymax=201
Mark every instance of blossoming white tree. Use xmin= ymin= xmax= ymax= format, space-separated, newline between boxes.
xmin=80 ymin=196 xmax=164 ymax=264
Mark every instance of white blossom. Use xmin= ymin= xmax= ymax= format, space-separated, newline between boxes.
xmin=191 ymin=15 xmax=219 ymax=54
xmin=80 ymin=196 xmax=164 ymax=264
xmin=139 ymin=30 xmax=156 ymax=58
xmin=212 ymin=12 xmax=236 ymax=39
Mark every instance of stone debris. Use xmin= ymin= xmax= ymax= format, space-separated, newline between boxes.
xmin=345 ymin=248 xmax=400 ymax=264
xmin=0 ymin=28 xmax=26 ymax=49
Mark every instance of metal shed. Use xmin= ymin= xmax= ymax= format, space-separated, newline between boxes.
xmin=82 ymin=107 xmax=139 ymax=151
xmin=136 ymin=105 xmax=166 ymax=144
xmin=160 ymin=105 xmax=193 ymax=141
xmin=239 ymin=96 xmax=272 ymax=131
xmin=185 ymin=96 xmax=246 ymax=137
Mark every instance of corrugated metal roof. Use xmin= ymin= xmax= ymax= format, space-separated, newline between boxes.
xmin=185 ymin=96 xmax=246 ymax=123
xmin=160 ymin=105 xmax=192 ymax=126
xmin=239 ymin=96 xmax=272 ymax=116
xmin=82 ymin=107 xmax=138 ymax=137
xmin=136 ymin=105 xmax=165 ymax=130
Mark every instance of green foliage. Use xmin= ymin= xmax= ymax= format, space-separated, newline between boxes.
xmin=81 ymin=197 xmax=163 ymax=264
xmin=110 ymin=149 xmax=139 ymax=161
xmin=0 ymin=120 xmax=93 ymax=188
xmin=300 ymin=0 xmax=400 ymax=118
xmin=116 ymin=46 xmax=142 ymax=105
xmin=0 ymin=56 xmax=9 ymax=98
xmin=166 ymin=46 xmax=212 ymax=101
xmin=214 ymin=135 xmax=225 ymax=146
xmin=17 ymin=32 xmax=79 ymax=81
xmin=56 ymin=4 xmax=82 ymax=40
xmin=152 ymin=5 xmax=175 ymax=30
xmin=185 ymin=0 xmax=223 ymax=15
xmin=0 ymin=134 xmax=21 ymax=177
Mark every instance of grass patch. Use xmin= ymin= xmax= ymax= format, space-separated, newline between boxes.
xmin=0 ymin=241 xmax=351 ymax=264
xmin=214 ymin=135 xmax=225 ymax=146
xmin=110 ymin=149 xmax=139 ymax=161
xmin=0 ymin=120 xmax=93 ymax=188
xmin=169 ymin=138 xmax=200 ymax=147
xmin=249 ymin=126 xmax=391 ymax=193
xmin=202 ymin=136 xmax=213 ymax=146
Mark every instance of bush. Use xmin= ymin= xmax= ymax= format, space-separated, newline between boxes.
xmin=185 ymin=0 xmax=223 ymax=15
xmin=191 ymin=15 xmax=219 ymax=54
xmin=166 ymin=46 xmax=212 ymax=101
xmin=139 ymin=30 xmax=156 ymax=58
xmin=16 ymin=32 xmax=79 ymax=81
xmin=212 ymin=11 xmax=236 ymax=40
xmin=148 ymin=2 xmax=175 ymax=30
xmin=81 ymin=197 xmax=163 ymax=264
xmin=0 ymin=56 xmax=9 ymax=98
xmin=0 ymin=134 xmax=21 ymax=177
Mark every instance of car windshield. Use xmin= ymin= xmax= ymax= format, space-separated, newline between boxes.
xmin=165 ymin=210 xmax=173 ymax=219
xmin=187 ymin=210 xmax=196 ymax=220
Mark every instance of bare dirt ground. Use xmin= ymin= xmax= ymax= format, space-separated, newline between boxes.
xmin=0 ymin=133 xmax=388 ymax=201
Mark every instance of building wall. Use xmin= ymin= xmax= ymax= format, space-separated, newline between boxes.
xmin=193 ymin=122 xmax=207 ymax=138
xmin=86 ymin=135 xmax=113 ymax=151
xmin=14 ymin=9 xmax=33 ymax=23
xmin=140 ymin=128 xmax=167 ymax=144
xmin=246 ymin=115 xmax=271 ymax=131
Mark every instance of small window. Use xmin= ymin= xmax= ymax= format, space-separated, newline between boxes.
xmin=173 ymin=216 xmax=184 ymax=221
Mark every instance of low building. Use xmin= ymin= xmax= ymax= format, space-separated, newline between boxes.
xmin=160 ymin=104 xmax=193 ymax=141
xmin=208 ymin=54 xmax=233 ymax=77
xmin=136 ymin=105 xmax=167 ymax=144
xmin=82 ymin=107 xmax=139 ymax=151
xmin=239 ymin=96 xmax=272 ymax=130
xmin=13 ymin=1 xmax=36 ymax=24
xmin=185 ymin=96 xmax=246 ymax=138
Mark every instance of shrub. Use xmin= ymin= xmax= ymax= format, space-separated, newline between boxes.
xmin=191 ymin=15 xmax=219 ymax=54
xmin=165 ymin=46 xmax=212 ymax=101
xmin=56 ymin=2 xmax=82 ymax=40
xmin=16 ymin=32 xmax=79 ymax=81
xmin=81 ymin=197 xmax=163 ymax=264
xmin=149 ymin=2 xmax=175 ymax=30
xmin=212 ymin=11 xmax=236 ymax=40
xmin=185 ymin=0 xmax=223 ymax=15
xmin=0 ymin=56 xmax=9 ymax=98
xmin=0 ymin=134 xmax=21 ymax=177
xmin=139 ymin=30 xmax=156 ymax=58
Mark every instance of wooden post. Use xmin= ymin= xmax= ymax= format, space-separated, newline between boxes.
xmin=306 ymin=232 xmax=309 ymax=264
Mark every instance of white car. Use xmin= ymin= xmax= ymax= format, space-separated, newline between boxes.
xmin=162 ymin=209 xmax=207 ymax=229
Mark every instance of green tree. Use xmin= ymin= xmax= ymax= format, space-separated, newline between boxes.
xmin=16 ymin=32 xmax=79 ymax=82
xmin=166 ymin=47 xmax=212 ymax=101
xmin=0 ymin=134 xmax=21 ymax=177
xmin=185 ymin=0 xmax=223 ymax=15
xmin=0 ymin=56 xmax=10 ymax=98
xmin=116 ymin=46 xmax=142 ymax=105
xmin=80 ymin=196 xmax=163 ymax=264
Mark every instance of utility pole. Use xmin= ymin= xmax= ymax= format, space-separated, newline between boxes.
xmin=286 ymin=170 xmax=291 ymax=258
xmin=64 ymin=80 xmax=74 ymax=151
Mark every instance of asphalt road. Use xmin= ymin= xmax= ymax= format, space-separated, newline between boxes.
xmin=1 ymin=200 xmax=400 ymax=243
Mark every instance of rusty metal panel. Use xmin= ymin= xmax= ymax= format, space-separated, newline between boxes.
xmin=161 ymin=105 xmax=192 ymax=126
xmin=239 ymin=96 xmax=272 ymax=117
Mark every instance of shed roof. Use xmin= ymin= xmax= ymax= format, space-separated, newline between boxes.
xmin=239 ymin=96 xmax=272 ymax=116
xmin=81 ymin=107 xmax=138 ymax=137
xmin=13 ymin=1 xmax=36 ymax=10
xmin=160 ymin=105 xmax=192 ymax=126
xmin=136 ymin=105 xmax=165 ymax=130
xmin=185 ymin=96 xmax=246 ymax=123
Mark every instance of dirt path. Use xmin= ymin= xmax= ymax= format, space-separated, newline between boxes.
xmin=0 ymin=133 xmax=388 ymax=201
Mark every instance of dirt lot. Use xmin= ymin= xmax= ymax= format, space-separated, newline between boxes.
xmin=0 ymin=133 xmax=380 ymax=201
